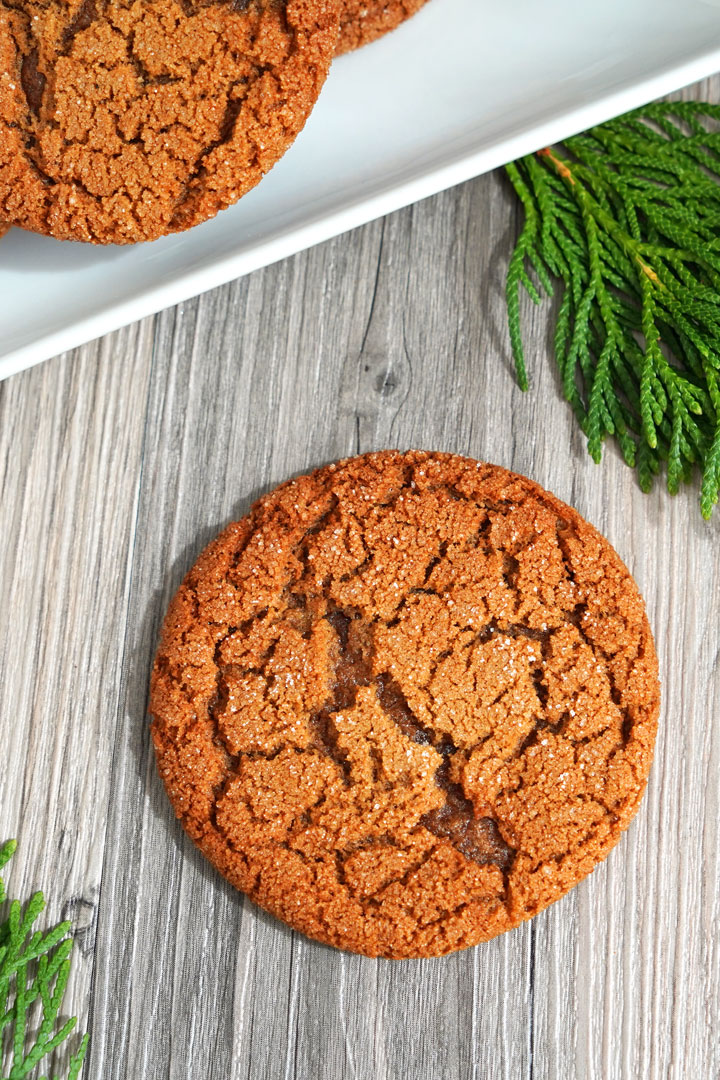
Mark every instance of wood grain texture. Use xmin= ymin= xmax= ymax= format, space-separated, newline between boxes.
xmin=2 ymin=78 xmax=720 ymax=1080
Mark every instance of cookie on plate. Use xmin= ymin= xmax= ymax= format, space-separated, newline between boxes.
xmin=336 ymin=0 xmax=430 ymax=54
xmin=150 ymin=451 xmax=659 ymax=958
xmin=0 ymin=0 xmax=340 ymax=244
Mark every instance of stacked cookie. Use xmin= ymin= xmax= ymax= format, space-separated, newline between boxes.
xmin=0 ymin=0 xmax=430 ymax=244
xmin=337 ymin=0 xmax=429 ymax=53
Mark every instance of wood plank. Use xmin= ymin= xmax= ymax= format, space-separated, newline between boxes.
xmin=0 ymin=320 xmax=155 ymax=1073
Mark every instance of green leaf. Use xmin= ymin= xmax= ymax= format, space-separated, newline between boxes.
xmin=505 ymin=101 xmax=720 ymax=515
xmin=1 ymin=840 xmax=88 ymax=1080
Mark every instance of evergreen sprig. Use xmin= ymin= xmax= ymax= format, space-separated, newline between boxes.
xmin=505 ymin=100 xmax=720 ymax=518
xmin=0 ymin=840 xmax=88 ymax=1080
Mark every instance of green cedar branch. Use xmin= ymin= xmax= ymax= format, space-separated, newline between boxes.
xmin=505 ymin=100 xmax=720 ymax=518
xmin=0 ymin=839 xmax=89 ymax=1080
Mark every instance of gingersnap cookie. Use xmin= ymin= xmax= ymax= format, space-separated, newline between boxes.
xmin=150 ymin=451 xmax=659 ymax=958
xmin=0 ymin=0 xmax=340 ymax=244
xmin=336 ymin=0 xmax=429 ymax=54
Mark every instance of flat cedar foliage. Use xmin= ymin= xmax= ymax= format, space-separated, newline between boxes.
xmin=506 ymin=101 xmax=720 ymax=519
xmin=0 ymin=840 xmax=88 ymax=1080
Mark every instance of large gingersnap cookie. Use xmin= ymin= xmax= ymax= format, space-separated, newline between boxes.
xmin=150 ymin=451 xmax=659 ymax=958
xmin=336 ymin=0 xmax=429 ymax=54
xmin=0 ymin=0 xmax=340 ymax=244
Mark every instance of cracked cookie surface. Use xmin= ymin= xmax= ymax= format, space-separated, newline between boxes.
xmin=0 ymin=0 xmax=340 ymax=243
xmin=336 ymin=0 xmax=429 ymax=54
xmin=150 ymin=451 xmax=660 ymax=958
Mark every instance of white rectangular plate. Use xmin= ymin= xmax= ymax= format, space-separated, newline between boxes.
xmin=3 ymin=0 xmax=720 ymax=380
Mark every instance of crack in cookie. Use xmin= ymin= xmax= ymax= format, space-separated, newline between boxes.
xmin=309 ymin=607 xmax=517 ymax=870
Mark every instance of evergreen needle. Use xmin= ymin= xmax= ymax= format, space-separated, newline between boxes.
xmin=505 ymin=100 xmax=720 ymax=518
xmin=0 ymin=840 xmax=88 ymax=1080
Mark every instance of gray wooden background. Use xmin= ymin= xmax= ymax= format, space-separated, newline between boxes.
xmin=2 ymin=76 xmax=719 ymax=1080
